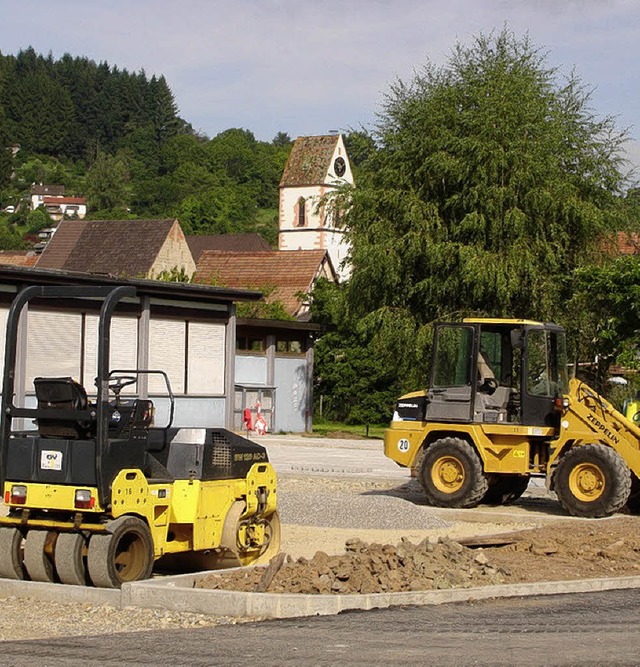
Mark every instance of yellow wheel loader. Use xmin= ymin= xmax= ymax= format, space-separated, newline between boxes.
xmin=384 ymin=318 xmax=640 ymax=518
xmin=0 ymin=285 xmax=279 ymax=588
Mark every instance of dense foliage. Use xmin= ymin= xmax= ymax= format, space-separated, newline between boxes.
xmin=0 ymin=48 xmax=291 ymax=242
xmin=313 ymin=29 xmax=636 ymax=421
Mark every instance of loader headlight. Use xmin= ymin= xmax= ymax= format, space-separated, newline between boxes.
xmin=554 ymin=396 xmax=570 ymax=411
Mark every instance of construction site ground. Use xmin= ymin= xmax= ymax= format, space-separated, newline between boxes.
xmin=3 ymin=434 xmax=640 ymax=639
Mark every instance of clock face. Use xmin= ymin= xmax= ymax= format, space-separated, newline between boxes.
xmin=334 ymin=157 xmax=346 ymax=177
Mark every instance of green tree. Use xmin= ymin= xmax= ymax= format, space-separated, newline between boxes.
xmin=317 ymin=28 xmax=631 ymax=420
xmin=347 ymin=29 xmax=628 ymax=325
xmin=311 ymin=278 xmax=404 ymax=423
xmin=568 ymin=257 xmax=640 ymax=390
xmin=26 ymin=206 xmax=52 ymax=233
xmin=0 ymin=223 xmax=28 ymax=250
xmin=85 ymin=151 xmax=130 ymax=211
xmin=176 ymin=186 xmax=256 ymax=235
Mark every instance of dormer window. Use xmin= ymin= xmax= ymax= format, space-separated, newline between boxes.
xmin=297 ymin=197 xmax=306 ymax=227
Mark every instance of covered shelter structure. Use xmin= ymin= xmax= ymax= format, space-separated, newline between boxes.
xmin=0 ymin=265 xmax=317 ymax=433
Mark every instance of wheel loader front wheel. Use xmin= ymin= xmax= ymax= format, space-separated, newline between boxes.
xmin=554 ymin=444 xmax=631 ymax=518
xmin=419 ymin=437 xmax=488 ymax=509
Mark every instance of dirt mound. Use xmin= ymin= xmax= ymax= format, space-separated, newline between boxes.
xmin=198 ymin=536 xmax=507 ymax=594
xmin=197 ymin=516 xmax=640 ymax=595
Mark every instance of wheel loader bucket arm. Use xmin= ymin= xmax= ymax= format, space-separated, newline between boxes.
xmin=553 ymin=378 xmax=640 ymax=476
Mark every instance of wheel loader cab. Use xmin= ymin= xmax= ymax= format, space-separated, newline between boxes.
xmin=426 ymin=319 xmax=568 ymax=427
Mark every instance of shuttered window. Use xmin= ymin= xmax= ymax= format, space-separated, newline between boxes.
xmin=187 ymin=321 xmax=226 ymax=395
xmin=26 ymin=311 xmax=83 ymax=390
xmin=148 ymin=318 xmax=186 ymax=394
xmin=83 ymin=315 xmax=138 ymax=394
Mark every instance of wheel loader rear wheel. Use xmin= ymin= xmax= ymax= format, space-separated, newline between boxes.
xmin=483 ymin=475 xmax=530 ymax=505
xmin=23 ymin=530 xmax=57 ymax=583
xmin=87 ymin=517 xmax=154 ymax=588
xmin=554 ymin=444 xmax=631 ymax=518
xmin=55 ymin=532 xmax=88 ymax=586
xmin=0 ymin=527 xmax=26 ymax=580
xmin=419 ymin=437 xmax=488 ymax=509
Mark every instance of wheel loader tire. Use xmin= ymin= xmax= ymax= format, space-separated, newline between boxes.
xmin=87 ymin=517 xmax=154 ymax=588
xmin=0 ymin=527 xmax=26 ymax=580
xmin=483 ymin=475 xmax=530 ymax=505
xmin=554 ymin=444 xmax=631 ymax=518
xmin=626 ymin=476 xmax=640 ymax=514
xmin=55 ymin=532 xmax=88 ymax=586
xmin=419 ymin=437 xmax=488 ymax=509
xmin=23 ymin=530 xmax=57 ymax=583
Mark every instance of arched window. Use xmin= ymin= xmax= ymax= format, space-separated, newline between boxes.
xmin=297 ymin=197 xmax=306 ymax=227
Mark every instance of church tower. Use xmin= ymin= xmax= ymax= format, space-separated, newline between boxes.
xmin=278 ymin=134 xmax=353 ymax=281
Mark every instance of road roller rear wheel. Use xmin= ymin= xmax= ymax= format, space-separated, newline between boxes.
xmin=87 ymin=517 xmax=154 ymax=588
xmin=220 ymin=502 xmax=281 ymax=566
xmin=23 ymin=530 xmax=57 ymax=583
xmin=0 ymin=527 xmax=26 ymax=580
xmin=252 ymin=510 xmax=281 ymax=566
xmin=55 ymin=532 xmax=88 ymax=586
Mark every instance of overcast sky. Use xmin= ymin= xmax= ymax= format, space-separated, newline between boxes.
xmin=1 ymin=0 xmax=639 ymax=172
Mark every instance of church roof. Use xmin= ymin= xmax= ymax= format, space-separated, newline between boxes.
xmin=194 ymin=249 xmax=334 ymax=318
xmin=186 ymin=233 xmax=271 ymax=261
xmin=279 ymin=135 xmax=340 ymax=187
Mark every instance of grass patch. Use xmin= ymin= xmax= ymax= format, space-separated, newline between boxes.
xmin=310 ymin=419 xmax=387 ymax=439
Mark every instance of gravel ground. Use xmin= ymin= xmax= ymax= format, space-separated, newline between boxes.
xmin=0 ymin=597 xmax=247 ymax=641
xmin=0 ymin=474 xmax=543 ymax=641
xmin=277 ymin=480 xmax=451 ymax=530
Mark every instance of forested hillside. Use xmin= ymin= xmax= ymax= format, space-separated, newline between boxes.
xmin=0 ymin=48 xmax=291 ymax=245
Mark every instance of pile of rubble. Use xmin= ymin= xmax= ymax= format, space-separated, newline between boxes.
xmin=197 ymin=536 xmax=508 ymax=595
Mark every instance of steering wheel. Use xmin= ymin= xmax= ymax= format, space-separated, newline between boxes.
xmin=108 ymin=375 xmax=137 ymax=394
xmin=479 ymin=377 xmax=498 ymax=394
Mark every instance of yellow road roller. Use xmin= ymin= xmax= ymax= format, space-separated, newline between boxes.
xmin=0 ymin=285 xmax=279 ymax=588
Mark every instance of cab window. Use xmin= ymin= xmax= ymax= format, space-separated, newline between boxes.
xmin=433 ymin=326 xmax=473 ymax=387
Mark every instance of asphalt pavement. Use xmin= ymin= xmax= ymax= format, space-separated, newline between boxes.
xmin=2 ymin=589 xmax=640 ymax=666
xmin=253 ymin=433 xmax=408 ymax=480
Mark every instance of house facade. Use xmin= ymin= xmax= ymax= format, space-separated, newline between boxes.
xmin=36 ymin=219 xmax=197 ymax=279
xmin=278 ymin=134 xmax=354 ymax=281
xmin=42 ymin=196 xmax=87 ymax=221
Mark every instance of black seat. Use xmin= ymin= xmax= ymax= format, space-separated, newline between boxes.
xmin=33 ymin=376 xmax=94 ymax=439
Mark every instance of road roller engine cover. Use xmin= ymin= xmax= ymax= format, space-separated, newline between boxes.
xmin=0 ymin=285 xmax=279 ymax=588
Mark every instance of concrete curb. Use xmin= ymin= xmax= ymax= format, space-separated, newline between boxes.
xmin=122 ymin=571 xmax=640 ymax=619
xmin=4 ymin=572 xmax=640 ymax=620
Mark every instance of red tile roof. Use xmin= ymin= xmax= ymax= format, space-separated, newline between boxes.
xmin=614 ymin=231 xmax=640 ymax=255
xmin=43 ymin=196 xmax=87 ymax=205
xmin=186 ymin=234 xmax=271 ymax=261
xmin=0 ymin=251 xmax=38 ymax=267
xmin=279 ymin=135 xmax=339 ymax=188
xmin=36 ymin=219 xmax=178 ymax=276
xmin=194 ymin=250 xmax=332 ymax=317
